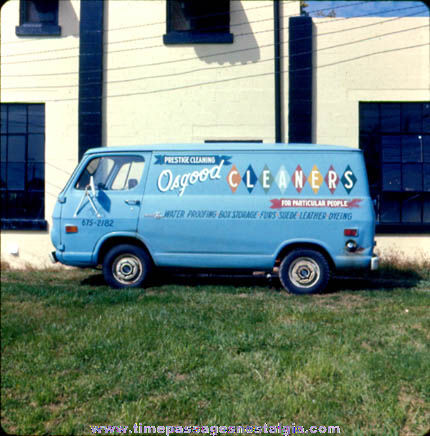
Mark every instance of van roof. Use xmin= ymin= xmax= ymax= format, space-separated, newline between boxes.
xmin=85 ymin=143 xmax=362 ymax=155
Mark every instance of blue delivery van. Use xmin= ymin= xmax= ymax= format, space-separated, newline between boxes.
xmin=50 ymin=143 xmax=379 ymax=294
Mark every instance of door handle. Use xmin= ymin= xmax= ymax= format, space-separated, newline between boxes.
xmin=125 ymin=199 xmax=140 ymax=206
xmin=143 ymin=212 xmax=163 ymax=219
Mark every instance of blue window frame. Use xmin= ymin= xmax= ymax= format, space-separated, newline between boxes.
xmin=163 ymin=0 xmax=233 ymax=44
xmin=360 ymin=102 xmax=430 ymax=233
xmin=1 ymin=104 xmax=47 ymax=230
xmin=16 ymin=0 xmax=61 ymax=36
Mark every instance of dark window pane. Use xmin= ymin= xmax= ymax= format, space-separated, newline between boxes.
xmin=401 ymin=103 xmax=422 ymax=132
xmin=28 ymin=134 xmax=44 ymax=162
xmin=380 ymin=194 xmax=400 ymax=223
xmin=423 ymin=103 xmax=430 ymax=133
xmin=26 ymin=191 xmax=44 ymax=219
xmin=381 ymin=136 xmax=400 ymax=162
xmin=1 ymin=106 xmax=7 ymax=134
xmin=8 ymin=105 xmax=27 ymax=134
xmin=0 ymin=191 xmax=7 ymax=218
xmin=1 ymin=104 xmax=45 ymax=221
xmin=402 ymin=135 xmax=422 ymax=163
xmin=360 ymin=134 xmax=380 ymax=191
xmin=424 ymin=164 xmax=430 ymax=192
xmin=26 ymin=0 xmax=57 ymax=24
xmin=171 ymin=1 xmax=191 ymax=31
xmin=403 ymin=164 xmax=422 ymax=192
xmin=7 ymin=191 xmax=27 ymax=218
xmin=8 ymin=136 xmax=26 ymax=162
xmin=383 ymin=164 xmax=401 ymax=191
xmin=7 ymin=164 xmax=26 ymax=190
xmin=424 ymin=194 xmax=430 ymax=223
xmin=381 ymin=103 xmax=400 ymax=133
xmin=169 ymin=0 xmax=229 ymax=33
xmin=360 ymin=103 xmax=379 ymax=134
xmin=27 ymin=163 xmax=44 ymax=190
xmin=0 ymin=164 xmax=6 ymax=189
xmin=401 ymin=194 xmax=421 ymax=223
xmin=191 ymin=1 xmax=229 ymax=33
xmin=1 ymin=135 xmax=6 ymax=162
xmin=28 ymin=105 xmax=44 ymax=133
xmin=423 ymin=135 xmax=430 ymax=163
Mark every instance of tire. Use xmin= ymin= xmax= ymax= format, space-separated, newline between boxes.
xmin=102 ymin=244 xmax=152 ymax=289
xmin=279 ymin=249 xmax=330 ymax=295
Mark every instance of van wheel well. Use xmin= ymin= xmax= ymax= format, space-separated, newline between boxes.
xmin=276 ymin=243 xmax=334 ymax=271
xmin=97 ymin=237 xmax=153 ymax=266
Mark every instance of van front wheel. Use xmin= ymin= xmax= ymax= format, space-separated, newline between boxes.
xmin=279 ymin=249 xmax=330 ymax=295
xmin=103 ymin=244 xmax=152 ymax=289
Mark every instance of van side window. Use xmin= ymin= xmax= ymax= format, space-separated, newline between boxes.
xmin=75 ymin=156 xmax=145 ymax=191
xmin=111 ymin=160 xmax=145 ymax=190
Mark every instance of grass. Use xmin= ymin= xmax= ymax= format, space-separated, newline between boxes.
xmin=1 ymin=263 xmax=430 ymax=435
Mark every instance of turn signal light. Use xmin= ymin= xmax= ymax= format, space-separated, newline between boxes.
xmin=344 ymin=228 xmax=358 ymax=237
xmin=65 ymin=225 xmax=78 ymax=233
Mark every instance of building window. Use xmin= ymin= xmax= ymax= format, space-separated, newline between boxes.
xmin=1 ymin=104 xmax=47 ymax=230
xmin=359 ymin=102 xmax=430 ymax=233
xmin=164 ymin=0 xmax=233 ymax=44
xmin=16 ymin=0 xmax=61 ymax=36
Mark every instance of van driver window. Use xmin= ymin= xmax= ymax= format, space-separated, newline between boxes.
xmin=75 ymin=156 xmax=145 ymax=191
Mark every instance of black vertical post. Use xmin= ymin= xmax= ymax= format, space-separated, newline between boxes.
xmin=288 ymin=16 xmax=313 ymax=143
xmin=274 ymin=0 xmax=282 ymax=143
xmin=79 ymin=0 xmax=104 ymax=160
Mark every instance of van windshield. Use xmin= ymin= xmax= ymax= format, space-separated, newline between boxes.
xmin=75 ymin=155 xmax=145 ymax=191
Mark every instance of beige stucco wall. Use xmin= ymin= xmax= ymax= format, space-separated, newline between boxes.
xmin=376 ymin=236 xmax=430 ymax=264
xmin=313 ymin=16 xmax=430 ymax=147
xmin=1 ymin=0 xmax=81 ymax=267
xmin=103 ymin=1 xmax=298 ymax=146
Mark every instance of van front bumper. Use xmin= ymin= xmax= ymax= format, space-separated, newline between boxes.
xmin=371 ymin=255 xmax=379 ymax=271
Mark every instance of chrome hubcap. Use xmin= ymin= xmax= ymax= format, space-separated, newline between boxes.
xmin=289 ymin=257 xmax=320 ymax=288
xmin=113 ymin=254 xmax=143 ymax=285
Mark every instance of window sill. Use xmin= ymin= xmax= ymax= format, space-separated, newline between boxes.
xmin=163 ymin=31 xmax=234 ymax=45
xmin=1 ymin=219 xmax=48 ymax=231
xmin=16 ymin=23 xmax=61 ymax=37
xmin=376 ymin=224 xmax=430 ymax=234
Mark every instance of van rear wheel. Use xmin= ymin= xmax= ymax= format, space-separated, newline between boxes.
xmin=103 ymin=244 xmax=152 ymax=289
xmin=279 ymin=249 xmax=330 ymax=295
